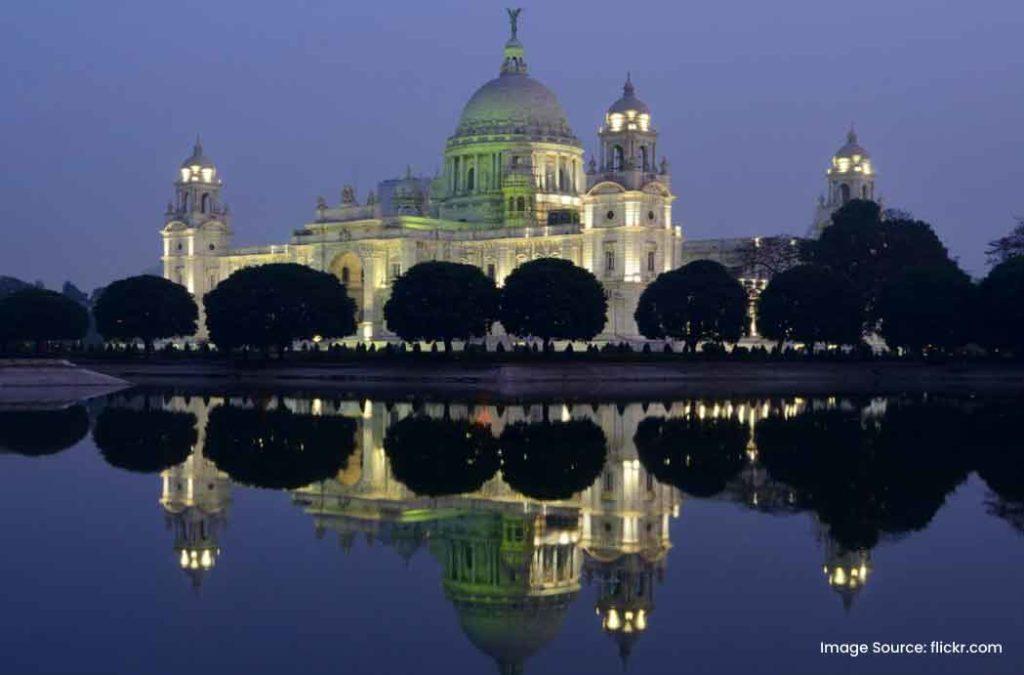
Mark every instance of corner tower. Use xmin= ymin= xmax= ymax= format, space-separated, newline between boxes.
xmin=584 ymin=76 xmax=680 ymax=338
xmin=161 ymin=139 xmax=232 ymax=334
xmin=810 ymin=126 xmax=879 ymax=237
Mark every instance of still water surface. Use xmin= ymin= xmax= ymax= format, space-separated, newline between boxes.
xmin=0 ymin=392 xmax=1021 ymax=675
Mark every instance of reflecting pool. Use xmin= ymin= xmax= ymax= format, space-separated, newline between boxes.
xmin=0 ymin=392 xmax=1021 ymax=674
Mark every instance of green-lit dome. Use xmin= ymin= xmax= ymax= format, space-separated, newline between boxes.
xmin=450 ymin=16 xmax=579 ymax=147
xmin=453 ymin=71 xmax=579 ymax=145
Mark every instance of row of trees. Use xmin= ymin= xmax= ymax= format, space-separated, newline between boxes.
xmin=2 ymin=200 xmax=1021 ymax=355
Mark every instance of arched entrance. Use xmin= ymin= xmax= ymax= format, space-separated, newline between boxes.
xmin=329 ymin=251 xmax=364 ymax=319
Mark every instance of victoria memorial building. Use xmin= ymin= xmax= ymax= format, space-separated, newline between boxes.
xmin=161 ymin=11 xmax=878 ymax=342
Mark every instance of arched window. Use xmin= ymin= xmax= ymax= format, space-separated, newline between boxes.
xmin=612 ymin=145 xmax=625 ymax=171
xmin=341 ymin=267 xmax=350 ymax=284
xmin=516 ymin=196 xmax=526 ymax=212
xmin=640 ymin=146 xmax=649 ymax=171
xmin=466 ymin=167 xmax=475 ymax=191
xmin=861 ymin=185 xmax=868 ymax=199
xmin=200 ymin=193 xmax=210 ymax=213
xmin=181 ymin=193 xmax=190 ymax=211
xmin=509 ymin=196 xmax=515 ymax=212
xmin=840 ymin=184 xmax=851 ymax=204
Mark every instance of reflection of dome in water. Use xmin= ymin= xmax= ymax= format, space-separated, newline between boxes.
xmin=454 ymin=595 xmax=575 ymax=675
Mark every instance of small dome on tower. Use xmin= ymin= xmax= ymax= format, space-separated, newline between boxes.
xmin=181 ymin=137 xmax=216 ymax=169
xmin=608 ymin=73 xmax=650 ymax=116
xmin=834 ymin=126 xmax=870 ymax=160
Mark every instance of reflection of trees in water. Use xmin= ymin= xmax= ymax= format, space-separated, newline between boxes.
xmin=756 ymin=400 xmax=971 ymax=549
xmin=972 ymin=401 xmax=1024 ymax=534
xmin=0 ymin=406 xmax=89 ymax=456
xmin=499 ymin=419 xmax=607 ymax=501
xmin=635 ymin=416 xmax=749 ymax=498
xmin=383 ymin=415 xmax=499 ymax=496
xmin=205 ymin=404 xmax=355 ymax=489
xmin=94 ymin=407 xmax=197 ymax=473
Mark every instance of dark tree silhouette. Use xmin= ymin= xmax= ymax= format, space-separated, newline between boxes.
xmin=757 ymin=264 xmax=864 ymax=349
xmin=499 ymin=419 xmax=607 ymax=501
xmin=876 ymin=266 xmax=976 ymax=354
xmin=985 ymin=217 xmax=1024 ymax=266
xmin=499 ymin=257 xmax=607 ymax=345
xmin=93 ymin=406 xmax=197 ymax=473
xmin=801 ymin=200 xmax=959 ymax=319
xmin=0 ymin=406 xmax=89 ymax=456
xmin=0 ymin=288 xmax=88 ymax=351
xmin=635 ymin=260 xmax=747 ymax=351
xmin=383 ymin=261 xmax=499 ymax=350
xmin=635 ymin=415 xmax=749 ymax=497
xmin=204 ymin=263 xmax=357 ymax=353
xmin=205 ymin=404 xmax=355 ymax=489
xmin=978 ymin=256 xmax=1024 ymax=357
xmin=383 ymin=415 xmax=499 ymax=496
xmin=94 ymin=275 xmax=198 ymax=351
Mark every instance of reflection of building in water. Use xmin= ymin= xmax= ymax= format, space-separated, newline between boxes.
xmin=579 ymin=404 xmax=677 ymax=665
xmin=817 ymin=522 xmax=872 ymax=611
xmin=292 ymin=401 xmax=682 ymax=672
xmin=159 ymin=397 xmax=232 ymax=589
xmin=434 ymin=512 xmax=581 ymax=675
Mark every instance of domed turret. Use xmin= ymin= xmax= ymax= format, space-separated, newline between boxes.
xmin=834 ymin=127 xmax=870 ymax=161
xmin=606 ymin=74 xmax=651 ymax=122
xmin=809 ymin=125 xmax=880 ymax=237
xmin=179 ymin=136 xmax=218 ymax=183
xmin=595 ymin=75 xmax=660 ymax=177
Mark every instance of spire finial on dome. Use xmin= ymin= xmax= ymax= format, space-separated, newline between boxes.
xmin=624 ymin=72 xmax=634 ymax=96
xmin=500 ymin=9 xmax=527 ymax=74
xmin=506 ymin=8 xmax=522 ymax=41
xmin=847 ymin=122 xmax=857 ymax=144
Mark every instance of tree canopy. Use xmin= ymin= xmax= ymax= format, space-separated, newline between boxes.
xmin=978 ymin=256 xmax=1024 ymax=356
xmin=635 ymin=415 xmax=749 ymax=497
xmin=876 ymin=266 xmax=976 ymax=354
xmin=94 ymin=275 xmax=198 ymax=349
xmin=635 ymin=260 xmax=748 ymax=350
xmin=499 ymin=419 xmax=607 ymax=501
xmin=383 ymin=415 xmax=499 ymax=496
xmin=383 ymin=261 xmax=499 ymax=348
xmin=93 ymin=406 xmax=198 ymax=473
xmin=204 ymin=263 xmax=357 ymax=352
xmin=801 ymin=200 xmax=960 ymax=320
xmin=0 ymin=406 xmax=90 ymax=457
xmin=204 ymin=404 xmax=355 ymax=489
xmin=0 ymin=287 xmax=89 ymax=349
xmin=757 ymin=264 xmax=864 ymax=348
xmin=986 ymin=217 xmax=1024 ymax=266
xmin=498 ymin=257 xmax=607 ymax=344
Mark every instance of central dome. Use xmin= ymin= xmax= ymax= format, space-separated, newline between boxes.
xmin=453 ymin=72 xmax=579 ymax=145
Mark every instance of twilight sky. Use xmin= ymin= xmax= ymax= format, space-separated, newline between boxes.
xmin=1 ymin=0 xmax=1022 ymax=290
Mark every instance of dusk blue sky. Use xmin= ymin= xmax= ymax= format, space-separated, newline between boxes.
xmin=2 ymin=0 xmax=1021 ymax=290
